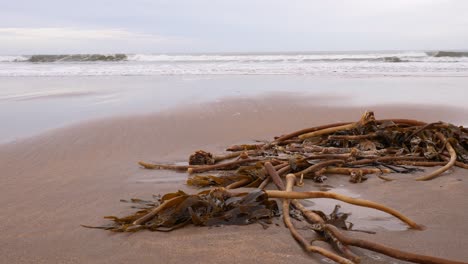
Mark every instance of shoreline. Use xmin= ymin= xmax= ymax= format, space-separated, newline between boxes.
xmin=1 ymin=95 xmax=467 ymax=263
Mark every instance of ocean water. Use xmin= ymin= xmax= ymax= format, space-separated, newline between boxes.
xmin=1 ymin=50 xmax=468 ymax=143
xmin=1 ymin=51 xmax=468 ymax=76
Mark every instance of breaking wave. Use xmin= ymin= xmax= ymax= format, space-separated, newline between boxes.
xmin=126 ymin=52 xmax=426 ymax=63
xmin=0 ymin=54 xmax=127 ymax=62
xmin=27 ymin=54 xmax=127 ymax=62
xmin=0 ymin=55 xmax=29 ymax=62
xmin=1 ymin=51 xmax=468 ymax=64
xmin=1 ymin=51 xmax=467 ymax=76
xmin=427 ymin=51 xmax=468 ymax=58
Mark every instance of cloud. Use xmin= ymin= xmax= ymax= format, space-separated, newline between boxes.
xmin=1 ymin=1 xmax=468 ymax=53
xmin=0 ymin=27 xmax=193 ymax=54
xmin=0 ymin=28 xmax=163 ymax=40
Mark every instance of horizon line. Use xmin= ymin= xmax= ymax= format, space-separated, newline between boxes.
xmin=2 ymin=49 xmax=467 ymax=56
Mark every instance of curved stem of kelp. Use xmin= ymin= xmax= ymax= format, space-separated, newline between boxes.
xmin=281 ymin=174 xmax=356 ymax=264
xmin=213 ymin=150 xmax=261 ymax=163
xmin=266 ymin=165 xmax=359 ymax=262
xmin=292 ymin=118 xmax=426 ymax=141
xmin=293 ymin=174 xmax=360 ymax=262
xmin=265 ymin=162 xmax=324 ymax=224
xmin=439 ymin=153 xmax=468 ymax=169
xmin=324 ymin=167 xmax=392 ymax=175
xmin=324 ymin=224 xmax=468 ymax=264
xmin=187 ymin=158 xmax=260 ymax=173
xmin=348 ymin=155 xmax=426 ymax=166
xmin=294 ymin=159 xmax=345 ymax=178
xmin=266 ymin=190 xmax=423 ymax=230
xmin=298 ymin=123 xmax=359 ymax=140
xmin=133 ymin=196 xmax=186 ymax=225
xmin=298 ymin=111 xmax=376 ymax=140
xmin=138 ymin=161 xmax=194 ymax=171
xmin=225 ymin=178 xmax=251 ymax=189
xmin=415 ymin=133 xmax=457 ymax=181
xmin=274 ymin=122 xmax=352 ymax=143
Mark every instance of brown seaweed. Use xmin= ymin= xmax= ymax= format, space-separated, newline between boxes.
xmin=85 ymin=188 xmax=278 ymax=232
xmin=87 ymin=111 xmax=468 ymax=264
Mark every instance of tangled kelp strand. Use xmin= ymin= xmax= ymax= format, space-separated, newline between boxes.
xmin=86 ymin=111 xmax=468 ymax=264
xmin=280 ymin=173 xmax=464 ymax=264
xmin=281 ymin=174 xmax=358 ymax=264
xmin=321 ymin=224 xmax=466 ymax=264
xmin=266 ymin=189 xmax=422 ymax=229
xmin=415 ymin=132 xmax=457 ymax=181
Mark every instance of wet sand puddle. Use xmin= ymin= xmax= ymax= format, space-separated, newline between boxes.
xmin=321 ymin=252 xmax=411 ymax=264
xmin=306 ymin=186 xmax=408 ymax=232
xmin=312 ymin=186 xmax=413 ymax=264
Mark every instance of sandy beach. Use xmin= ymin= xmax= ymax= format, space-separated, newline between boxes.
xmin=1 ymin=92 xmax=467 ymax=263
xmin=3 ymin=1 xmax=468 ymax=263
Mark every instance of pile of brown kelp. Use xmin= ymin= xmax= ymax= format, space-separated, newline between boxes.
xmin=86 ymin=111 xmax=468 ymax=264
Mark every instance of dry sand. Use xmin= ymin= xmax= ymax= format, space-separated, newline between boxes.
xmin=1 ymin=95 xmax=467 ymax=263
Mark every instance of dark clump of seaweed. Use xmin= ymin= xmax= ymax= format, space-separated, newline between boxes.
xmin=189 ymin=150 xmax=215 ymax=165
xmin=85 ymin=111 xmax=468 ymax=264
xmin=84 ymin=188 xmax=278 ymax=232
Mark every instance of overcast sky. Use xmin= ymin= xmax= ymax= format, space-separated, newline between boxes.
xmin=1 ymin=0 xmax=467 ymax=54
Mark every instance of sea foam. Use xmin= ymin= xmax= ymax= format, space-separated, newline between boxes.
xmin=0 ymin=51 xmax=467 ymax=76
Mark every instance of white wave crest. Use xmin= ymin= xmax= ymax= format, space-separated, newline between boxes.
xmin=0 ymin=55 xmax=29 ymax=62
xmin=126 ymin=52 xmax=430 ymax=63
xmin=1 ymin=52 xmax=468 ymax=76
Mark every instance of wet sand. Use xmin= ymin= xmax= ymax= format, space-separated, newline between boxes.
xmin=1 ymin=95 xmax=467 ymax=263
xmin=2 ymin=75 xmax=467 ymax=143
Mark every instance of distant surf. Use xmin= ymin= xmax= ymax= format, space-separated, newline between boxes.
xmin=27 ymin=54 xmax=127 ymax=62
xmin=0 ymin=54 xmax=127 ymax=62
xmin=0 ymin=51 xmax=467 ymax=76
xmin=426 ymin=51 xmax=468 ymax=57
